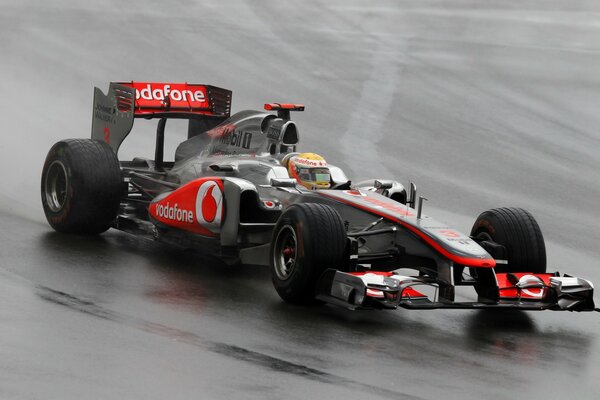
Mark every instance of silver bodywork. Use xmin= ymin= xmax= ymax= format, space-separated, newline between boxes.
xmin=89 ymin=82 xmax=596 ymax=312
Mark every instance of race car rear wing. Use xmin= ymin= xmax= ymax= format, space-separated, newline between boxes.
xmin=91 ymin=82 xmax=232 ymax=153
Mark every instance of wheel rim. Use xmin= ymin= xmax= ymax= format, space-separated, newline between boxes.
xmin=273 ymin=225 xmax=298 ymax=280
xmin=45 ymin=160 xmax=68 ymax=212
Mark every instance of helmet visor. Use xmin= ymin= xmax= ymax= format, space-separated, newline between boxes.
xmin=298 ymin=167 xmax=331 ymax=183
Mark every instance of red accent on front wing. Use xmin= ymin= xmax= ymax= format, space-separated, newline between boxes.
xmin=401 ymin=287 xmax=428 ymax=298
xmin=496 ymin=272 xmax=555 ymax=299
xmin=350 ymin=272 xmax=427 ymax=298
xmin=321 ymin=193 xmax=495 ymax=268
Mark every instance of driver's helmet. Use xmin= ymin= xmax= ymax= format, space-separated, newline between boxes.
xmin=288 ymin=153 xmax=331 ymax=190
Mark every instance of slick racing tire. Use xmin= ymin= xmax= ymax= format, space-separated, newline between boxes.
xmin=41 ymin=139 xmax=122 ymax=234
xmin=470 ymin=207 xmax=546 ymax=274
xmin=270 ymin=203 xmax=347 ymax=304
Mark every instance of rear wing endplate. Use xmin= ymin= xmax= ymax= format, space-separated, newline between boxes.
xmin=91 ymin=82 xmax=135 ymax=154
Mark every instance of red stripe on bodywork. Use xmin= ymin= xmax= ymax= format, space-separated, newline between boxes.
xmin=350 ymin=271 xmax=394 ymax=277
xmin=321 ymin=193 xmax=495 ymax=268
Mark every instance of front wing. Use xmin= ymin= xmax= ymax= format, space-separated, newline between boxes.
xmin=316 ymin=269 xmax=598 ymax=312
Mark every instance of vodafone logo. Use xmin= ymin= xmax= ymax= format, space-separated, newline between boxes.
xmin=155 ymin=202 xmax=194 ymax=223
xmin=134 ymin=84 xmax=206 ymax=103
xmin=196 ymin=181 xmax=223 ymax=228
xmin=294 ymin=157 xmax=327 ymax=167
xmin=148 ymin=178 xmax=224 ymax=236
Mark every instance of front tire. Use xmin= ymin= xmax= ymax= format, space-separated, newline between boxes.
xmin=270 ymin=203 xmax=347 ymax=304
xmin=41 ymin=139 xmax=122 ymax=234
xmin=470 ymin=207 xmax=546 ymax=273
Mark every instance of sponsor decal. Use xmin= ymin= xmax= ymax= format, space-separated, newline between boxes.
xmin=120 ymin=82 xmax=210 ymax=111
xmin=94 ymin=103 xmax=116 ymax=124
xmin=343 ymin=189 xmax=366 ymax=197
xmin=155 ymin=202 xmax=194 ymax=223
xmin=361 ymin=196 xmax=415 ymax=217
xmin=196 ymin=180 xmax=223 ymax=228
xmin=337 ymin=190 xmax=414 ymax=216
xmin=149 ymin=178 xmax=224 ymax=236
xmin=208 ymin=123 xmax=236 ymax=139
xmin=217 ymin=130 xmax=252 ymax=149
xmin=438 ymin=230 xmax=460 ymax=238
xmin=134 ymin=83 xmax=205 ymax=102
xmin=263 ymin=200 xmax=276 ymax=209
xmin=445 ymin=238 xmax=473 ymax=245
xmin=103 ymin=127 xmax=111 ymax=144
xmin=294 ymin=157 xmax=327 ymax=167
xmin=432 ymin=229 xmax=482 ymax=249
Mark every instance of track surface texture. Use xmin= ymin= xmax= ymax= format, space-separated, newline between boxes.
xmin=1 ymin=1 xmax=599 ymax=399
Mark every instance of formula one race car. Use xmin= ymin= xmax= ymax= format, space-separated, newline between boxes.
xmin=41 ymin=82 xmax=598 ymax=312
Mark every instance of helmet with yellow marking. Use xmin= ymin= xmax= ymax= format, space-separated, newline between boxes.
xmin=288 ymin=153 xmax=331 ymax=190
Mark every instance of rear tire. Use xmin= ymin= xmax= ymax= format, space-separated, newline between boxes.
xmin=270 ymin=203 xmax=347 ymax=304
xmin=470 ymin=207 xmax=546 ymax=273
xmin=41 ymin=139 xmax=122 ymax=234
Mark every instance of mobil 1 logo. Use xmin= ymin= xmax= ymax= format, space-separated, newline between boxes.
xmin=219 ymin=130 xmax=252 ymax=149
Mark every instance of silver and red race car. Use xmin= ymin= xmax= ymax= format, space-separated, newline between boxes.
xmin=41 ymin=82 xmax=597 ymax=312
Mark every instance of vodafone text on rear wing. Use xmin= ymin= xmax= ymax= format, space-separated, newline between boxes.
xmin=91 ymin=82 xmax=232 ymax=154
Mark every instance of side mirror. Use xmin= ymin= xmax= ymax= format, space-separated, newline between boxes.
xmin=209 ymin=164 xmax=236 ymax=172
xmin=374 ymin=179 xmax=393 ymax=190
xmin=271 ymin=178 xmax=297 ymax=188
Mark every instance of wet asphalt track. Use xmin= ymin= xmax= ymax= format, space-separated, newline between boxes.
xmin=1 ymin=1 xmax=600 ymax=399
